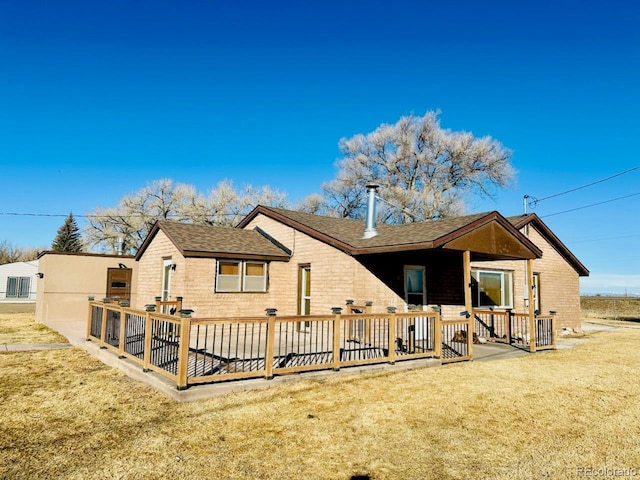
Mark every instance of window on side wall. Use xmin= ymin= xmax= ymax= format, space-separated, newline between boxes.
xmin=471 ymin=270 xmax=513 ymax=308
xmin=6 ymin=277 xmax=30 ymax=299
xmin=216 ymin=260 xmax=267 ymax=293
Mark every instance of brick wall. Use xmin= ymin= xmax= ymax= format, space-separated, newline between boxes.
xmin=241 ymin=215 xmax=408 ymax=315
xmin=136 ymin=230 xmax=184 ymax=309
xmin=471 ymin=224 xmax=582 ymax=331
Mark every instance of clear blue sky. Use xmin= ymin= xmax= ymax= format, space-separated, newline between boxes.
xmin=1 ymin=0 xmax=639 ymax=294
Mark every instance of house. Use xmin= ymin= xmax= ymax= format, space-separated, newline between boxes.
xmin=0 ymin=260 xmax=39 ymax=302
xmin=35 ymin=251 xmax=137 ymax=324
xmin=134 ymin=187 xmax=587 ymax=332
xmin=85 ymin=190 xmax=588 ymax=389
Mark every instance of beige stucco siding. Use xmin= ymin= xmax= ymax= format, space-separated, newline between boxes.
xmin=36 ymin=253 xmax=137 ymax=324
xmin=472 ymin=225 xmax=582 ymax=331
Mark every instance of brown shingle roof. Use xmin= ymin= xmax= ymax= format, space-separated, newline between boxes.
xmin=239 ymin=206 xmax=542 ymax=257
xmin=135 ymin=221 xmax=291 ymax=261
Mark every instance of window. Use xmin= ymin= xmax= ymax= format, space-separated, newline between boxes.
xmin=6 ymin=277 xmax=30 ymax=299
xmin=298 ymin=265 xmax=311 ymax=332
xmin=471 ymin=270 xmax=513 ymax=308
xmin=404 ymin=266 xmax=426 ymax=308
xmin=216 ymin=260 xmax=267 ymax=292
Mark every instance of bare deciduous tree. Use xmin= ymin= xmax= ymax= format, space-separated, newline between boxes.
xmin=84 ymin=179 xmax=289 ymax=254
xmin=0 ymin=240 xmax=44 ymax=264
xmin=321 ymin=111 xmax=514 ymax=222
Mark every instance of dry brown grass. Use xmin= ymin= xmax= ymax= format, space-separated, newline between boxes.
xmin=2 ymin=312 xmax=640 ymax=479
xmin=582 ymin=296 xmax=640 ymax=322
xmin=0 ymin=307 xmax=67 ymax=344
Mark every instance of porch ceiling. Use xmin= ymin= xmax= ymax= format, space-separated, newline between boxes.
xmin=441 ymin=221 xmax=539 ymax=260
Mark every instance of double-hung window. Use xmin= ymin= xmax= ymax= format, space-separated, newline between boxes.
xmin=471 ymin=270 xmax=513 ymax=308
xmin=216 ymin=260 xmax=267 ymax=292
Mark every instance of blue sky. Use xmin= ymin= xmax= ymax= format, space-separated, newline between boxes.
xmin=1 ymin=0 xmax=639 ymax=294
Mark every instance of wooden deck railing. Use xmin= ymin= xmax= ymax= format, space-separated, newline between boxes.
xmin=87 ymin=301 xmax=449 ymax=389
xmin=473 ymin=309 xmax=556 ymax=352
xmin=87 ymin=301 xmax=556 ymax=389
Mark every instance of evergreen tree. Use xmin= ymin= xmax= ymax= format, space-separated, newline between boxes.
xmin=52 ymin=213 xmax=83 ymax=252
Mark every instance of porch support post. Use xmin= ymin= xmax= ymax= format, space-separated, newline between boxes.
xmin=463 ymin=250 xmax=474 ymax=359
xmin=527 ymin=258 xmax=536 ymax=353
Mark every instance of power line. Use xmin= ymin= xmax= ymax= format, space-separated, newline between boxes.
xmin=567 ymin=233 xmax=640 ymax=244
xmin=541 ymin=192 xmax=640 ymax=218
xmin=526 ymin=165 xmax=640 ymax=210
xmin=0 ymin=212 xmax=247 ymax=219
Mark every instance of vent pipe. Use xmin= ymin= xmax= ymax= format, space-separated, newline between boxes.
xmin=116 ymin=236 xmax=124 ymax=256
xmin=363 ymin=182 xmax=379 ymax=239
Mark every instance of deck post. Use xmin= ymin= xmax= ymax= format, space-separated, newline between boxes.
xmin=265 ymin=309 xmax=277 ymax=379
xmin=100 ymin=300 xmax=109 ymax=347
xmin=365 ymin=301 xmax=373 ymax=314
xmin=433 ymin=307 xmax=442 ymax=358
xmin=86 ymin=300 xmax=93 ymax=340
xmin=527 ymin=258 xmax=536 ymax=353
xmin=332 ymin=307 xmax=342 ymax=371
xmin=176 ymin=315 xmax=191 ymax=390
xmin=550 ymin=311 xmax=557 ymax=349
xmin=387 ymin=307 xmax=396 ymax=364
xmin=463 ymin=250 xmax=474 ymax=359
xmin=143 ymin=311 xmax=153 ymax=372
xmin=118 ymin=304 xmax=127 ymax=357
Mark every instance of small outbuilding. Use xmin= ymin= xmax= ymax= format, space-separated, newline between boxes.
xmin=0 ymin=260 xmax=39 ymax=302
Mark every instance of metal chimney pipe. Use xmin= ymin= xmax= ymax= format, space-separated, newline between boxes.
xmin=116 ymin=236 xmax=124 ymax=256
xmin=363 ymin=183 xmax=379 ymax=239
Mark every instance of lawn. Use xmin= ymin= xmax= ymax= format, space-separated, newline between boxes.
xmin=2 ymin=311 xmax=640 ymax=479
xmin=0 ymin=303 xmax=67 ymax=344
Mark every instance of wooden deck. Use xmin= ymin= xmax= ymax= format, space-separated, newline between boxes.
xmin=87 ymin=301 xmax=555 ymax=389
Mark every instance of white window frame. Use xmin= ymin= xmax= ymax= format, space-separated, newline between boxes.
xmin=471 ymin=269 xmax=513 ymax=309
xmin=216 ymin=260 xmax=267 ymax=293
